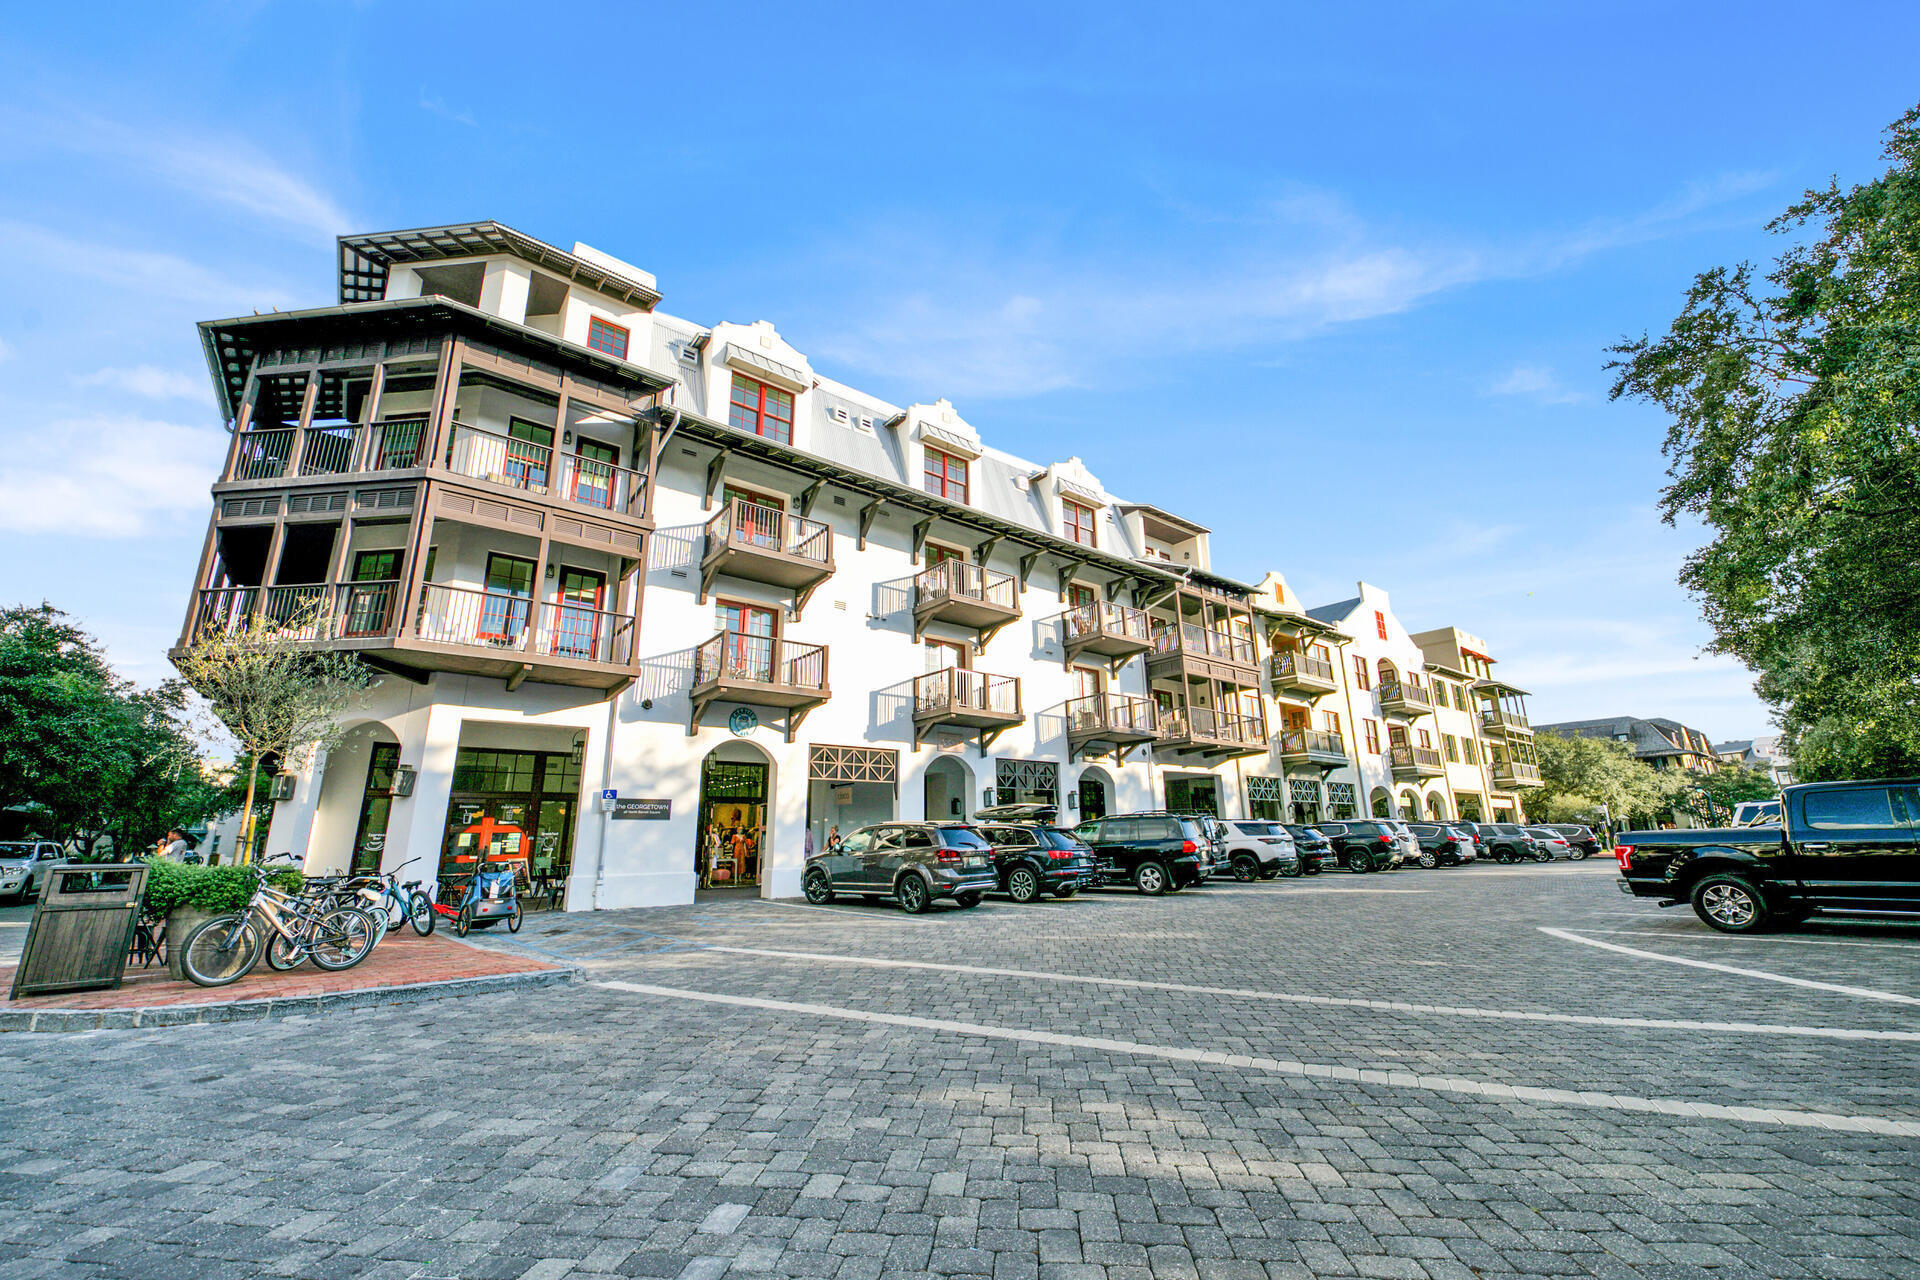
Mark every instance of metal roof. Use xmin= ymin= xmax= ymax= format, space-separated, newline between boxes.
xmin=197 ymin=296 xmax=673 ymax=420
xmin=338 ymin=222 xmax=663 ymax=310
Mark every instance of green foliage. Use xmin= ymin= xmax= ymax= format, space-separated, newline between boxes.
xmin=0 ymin=603 xmax=226 ymax=851
xmin=1610 ymin=103 xmax=1920 ymax=781
xmin=1530 ymin=732 xmax=1692 ymax=828
xmin=1694 ymin=764 xmax=1781 ymax=817
xmin=140 ymin=857 xmax=303 ymax=918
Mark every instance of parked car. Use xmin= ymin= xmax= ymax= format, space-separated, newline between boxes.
xmin=1313 ymin=821 xmax=1399 ymax=873
xmin=1213 ymin=821 xmax=1300 ymax=880
xmin=1127 ymin=811 xmax=1223 ymax=882
xmin=1617 ymin=778 xmax=1920 ymax=932
xmin=1406 ymin=823 xmax=1473 ymax=868
xmin=1525 ymin=826 xmax=1573 ymax=860
xmin=802 ymin=822 xmax=998 ymax=913
xmin=1732 ymin=799 xmax=1782 ymax=827
xmin=1284 ymin=825 xmax=1333 ymax=874
xmin=973 ymin=808 xmax=1097 ymax=902
xmin=1468 ymin=822 xmax=1543 ymax=863
xmin=1072 ymin=813 xmax=1210 ymax=894
xmin=0 ymin=842 xmax=62 ymax=905
xmin=1543 ymin=824 xmax=1599 ymax=859
xmin=1377 ymin=819 xmax=1418 ymax=867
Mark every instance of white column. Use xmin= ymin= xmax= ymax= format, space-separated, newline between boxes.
xmin=383 ymin=702 xmax=462 ymax=886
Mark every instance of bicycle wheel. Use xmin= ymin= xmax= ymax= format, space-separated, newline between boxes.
xmin=308 ymin=908 xmax=377 ymax=971
xmin=265 ymin=932 xmax=307 ymax=971
xmin=455 ymin=905 xmax=471 ymax=938
xmin=507 ymin=903 xmax=523 ymax=933
xmin=408 ymin=892 xmax=435 ymax=936
xmin=362 ymin=899 xmax=391 ymax=947
xmin=180 ymin=915 xmax=262 ymax=988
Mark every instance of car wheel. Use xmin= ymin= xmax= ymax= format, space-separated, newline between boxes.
xmin=1277 ymin=860 xmax=1301 ymax=878
xmin=804 ymin=869 xmax=834 ymax=904
xmin=1133 ymin=861 xmax=1169 ymax=895
xmin=1418 ymin=850 xmax=1438 ymax=869
xmin=1691 ymin=873 xmax=1771 ymax=933
xmin=1231 ymin=855 xmax=1259 ymax=882
xmin=1345 ymin=852 xmax=1372 ymax=874
xmin=954 ymin=892 xmax=982 ymax=909
xmin=896 ymin=875 xmax=931 ymax=914
xmin=1007 ymin=865 xmax=1041 ymax=904
xmin=1568 ymin=848 xmax=1589 ymax=861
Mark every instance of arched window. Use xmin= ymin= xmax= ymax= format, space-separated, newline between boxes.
xmin=1427 ymin=793 xmax=1448 ymax=821
xmin=1377 ymin=659 xmax=1397 ymax=687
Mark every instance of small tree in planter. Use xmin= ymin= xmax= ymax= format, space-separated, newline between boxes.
xmin=141 ymin=857 xmax=304 ymax=980
xmin=173 ymin=600 xmax=374 ymax=865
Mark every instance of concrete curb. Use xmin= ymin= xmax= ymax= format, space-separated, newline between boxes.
xmin=1 ymin=963 xmax=582 ymax=1033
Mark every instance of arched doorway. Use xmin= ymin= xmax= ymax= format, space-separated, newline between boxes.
xmin=1077 ymin=766 xmax=1114 ymax=821
xmin=697 ymin=740 xmax=775 ymax=891
xmin=923 ymin=755 xmax=973 ymax=823
xmin=1427 ymin=793 xmax=1449 ymax=821
xmin=1370 ymin=787 xmax=1392 ymax=818
xmin=1398 ymin=790 xmax=1419 ymax=821
xmin=306 ymin=718 xmax=403 ymax=876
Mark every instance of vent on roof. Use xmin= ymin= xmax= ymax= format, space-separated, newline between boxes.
xmin=1013 ymin=475 xmax=1030 ymax=491
xmin=678 ymin=342 xmax=700 ymax=365
xmin=829 ymin=406 xmax=849 ymax=423
xmin=858 ymin=416 xmax=875 ymax=432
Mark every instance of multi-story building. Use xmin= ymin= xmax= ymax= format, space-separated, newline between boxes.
xmin=1714 ymin=735 xmax=1794 ymax=787
xmin=175 ymin=220 xmax=1541 ymax=908
xmin=1413 ymin=626 xmax=1536 ymax=822
xmin=1538 ymin=716 xmax=1722 ymax=775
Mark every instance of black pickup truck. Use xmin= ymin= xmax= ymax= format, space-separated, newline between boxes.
xmin=1617 ymin=778 xmax=1920 ymax=932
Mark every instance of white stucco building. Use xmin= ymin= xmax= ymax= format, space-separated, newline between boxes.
xmin=177 ymin=221 xmax=1537 ymax=908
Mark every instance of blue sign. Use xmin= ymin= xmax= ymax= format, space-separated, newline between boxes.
xmin=728 ymin=707 xmax=759 ymax=736
xmin=601 ymin=789 xmax=617 ymax=801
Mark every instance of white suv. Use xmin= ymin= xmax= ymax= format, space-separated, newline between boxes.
xmin=0 ymin=842 xmax=63 ymax=905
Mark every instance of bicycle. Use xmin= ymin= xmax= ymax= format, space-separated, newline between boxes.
xmin=178 ymin=856 xmax=379 ymax=988
xmin=130 ymin=912 xmax=166 ymax=969
xmin=342 ymin=858 xmax=436 ymax=941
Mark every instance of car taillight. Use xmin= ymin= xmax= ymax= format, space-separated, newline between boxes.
xmin=937 ymin=848 xmax=962 ymax=863
xmin=1181 ymin=840 xmax=1198 ymax=854
xmin=1049 ymin=848 xmax=1072 ymax=859
xmin=1615 ymin=845 xmax=1634 ymax=869
xmin=1378 ymin=834 xmax=1391 ymax=844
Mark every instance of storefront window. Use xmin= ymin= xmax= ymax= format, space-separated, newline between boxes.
xmin=441 ymin=748 xmax=578 ymax=908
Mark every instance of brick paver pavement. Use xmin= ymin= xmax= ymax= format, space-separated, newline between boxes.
xmin=4 ymin=863 xmax=1918 ymax=1279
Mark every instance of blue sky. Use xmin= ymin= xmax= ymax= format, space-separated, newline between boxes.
xmin=3 ymin=2 xmax=1915 ymax=741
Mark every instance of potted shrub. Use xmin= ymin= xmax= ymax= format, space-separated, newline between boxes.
xmin=141 ymin=860 xmax=303 ymax=981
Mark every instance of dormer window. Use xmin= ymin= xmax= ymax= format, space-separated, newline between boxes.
xmin=923 ymin=446 xmax=969 ymax=503
xmin=729 ymin=373 xmax=793 ymax=444
xmin=587 ymin=317 xmax=629 ymax=361
xmin=1063 ymin=498 xmax=1097 ymax=547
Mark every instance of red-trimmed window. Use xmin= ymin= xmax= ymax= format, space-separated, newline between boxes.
xmin=1364 ymin=719 xmax=1381 ymax=754
xmin=1374 ymin=610 xmax=1388 ymax=641
xmin=1417 ymin=729 xmax=1432 ymax=748
xmin=1353 ymin=655 xmax=1371 ymax=691
xmin=923 ymin=446 xmax=969 ymax=503
xmin=1322 ymin=711 xmax=1341 ymax=736
xmin=1063 ymin=499 xmax=1097 ymax=547
xmin=729 ymin=374 xmax=794 ymax=444
xmin=587 ymin=317 xmax=629 ymax=360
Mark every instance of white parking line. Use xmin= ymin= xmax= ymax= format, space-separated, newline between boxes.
xmin=754 ymin=901 xmax=929 ymax=925
xmin=680 ymin=943 xmax=1920 ymax=1042
xmin=1573 ymin=928 xmax=1920 ymax=952
xmin=1540 ymin=927 xmax=1920 ymax=1005
xmin=594 ymin=979 xmax=1920 ymax=1136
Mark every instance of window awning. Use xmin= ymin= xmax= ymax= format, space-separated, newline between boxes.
xmin=723 ymin=345 xmax=810 ymax=393
xmin=917 ymin=421 xmax=982 ymax=459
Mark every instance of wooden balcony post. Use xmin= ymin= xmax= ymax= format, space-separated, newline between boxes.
xmin=220 ymin=375 xmax=258 ymax=482
xmin=352 ymin=363 xmax=387 ymax=472
xmin=176 ymin=513 xmax=221 ymax=647
xmin=421 ymin=336 xmax=462 ymax=473
xmin=288 ymin=371 xmax=320 ymax=478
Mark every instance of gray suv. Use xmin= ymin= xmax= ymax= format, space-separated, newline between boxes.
xmin=803 ymin=822 xmax=998 ymax=913
xmin=0 ymin=842 xmax=62 ymax=905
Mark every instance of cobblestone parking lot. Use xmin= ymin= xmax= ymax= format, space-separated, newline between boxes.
xmin=6 ymin=863 xmax=1920 ymax=1280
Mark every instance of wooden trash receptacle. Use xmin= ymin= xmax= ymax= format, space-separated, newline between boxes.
xmin=7 ymin=863 xmax=149 ymax=999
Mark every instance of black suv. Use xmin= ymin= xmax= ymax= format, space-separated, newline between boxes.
xmin=974 ymin=806 xmax=1097 ymax=902
xmin=1466 ymin=822 xmax=1543 ymax=863
xmin=1545 ymin=824 xmax=1601 ymax=858
xmin=1284 ymin=825 xmax=1333 ymax=874
xmin=1406 ymin=822 xmax=1473 ymax=868
xmin=1072 ymin=813 xmax=1209 ymax=894
xmin=1314 ymin=821 xmax=1399 ymax=873
xmin=803 ymin=822 xmax=998 ymax=913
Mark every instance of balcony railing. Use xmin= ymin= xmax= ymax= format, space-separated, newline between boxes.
xmin=1155 ymin=703 xmax=1267 ymax=747
xmin=708 ymin=498 xmax=831 ymax=565
xmin=694 ymin=631 xmax=828 ymax=691
xmin=913 ymin=667 xmax=1021 ymax=719
xmin=914 ymin=559 xmax=1018 ymax=612
xmin=1277 ymin=728 xmax=1348 ymax=761
xmin=189 ymin=581 xmax=402 ymax=643
xmin=1064 ymin=693 xmax=1156 ymax=738
xmin=1151 ymin=622 xmax=1257 ymax=667
xmin=1481 ymin=707 xmax=1532 ymax=734
xmin=1390 ymin=744 xmax=1445 ymax=777
xmin=415 ymin=583 xmax=633 ymax=665
xmin=1492 ymin=758 xmax=1543 ymax=786
xmin=232 ymin=428 xmax=296 ymax=481
xmin=1269 ymin=650 xmax=1338 ymax=694
xmin=1063 ymin=601 xmax=1151 ymax=646
xmin=446 ymin=423 xmax=647 ymax=514
xmin=1376 ymin=678 xmax=1432 ymax=714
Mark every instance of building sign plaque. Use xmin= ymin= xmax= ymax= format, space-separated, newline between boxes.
xmin=611 ymin=798 xmax=672 ymax=821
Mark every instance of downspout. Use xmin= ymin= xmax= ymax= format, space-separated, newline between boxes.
xmin=592 ymin=690 xmax=618 ymax=910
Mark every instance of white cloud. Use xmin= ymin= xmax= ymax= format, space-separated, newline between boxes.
xmin=0 ymin=219 xmax=288 ymax=309
xmin=0 ymin=413 xmax=226 ymax=537
xmin=419 ymin=90 xmax=477 ymax=127
xmin=74 ymin=365 xmax=212 ymax=404
xmin=1488 ymin=364 xmax=1587 ymax=405
xmin=1 ymin=107 xmax=351 ymax=245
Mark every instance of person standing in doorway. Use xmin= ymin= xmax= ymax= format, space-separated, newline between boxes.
xmin=162 ymin=829 xmax=191 ymax=862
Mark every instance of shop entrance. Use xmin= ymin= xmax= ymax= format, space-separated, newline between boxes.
xmin=440 ymin=748 xmax=581 ymax=909
xmin=1077 ymin=767 xmax=1113 ymax=821
xmin=698 ymin=756 xmax=768 ymax=889
xmin=1165 ymin=774 xmax=1221 ymax=816
xmin=350 ymin=743 xmax=401 ymax=875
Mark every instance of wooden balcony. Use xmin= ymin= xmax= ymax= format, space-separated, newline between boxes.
xmin=1269 ymin=651 xmax=1338 ymax=698
xmin=699 ymin=497 xmax=833 ymax=613
xmin=690 ymin=631 xmax=830 ymax=741
xmin=1491 ymin=758 xmax=1543 ymax=788
xmin=912 ymin=668 xmax=1022 ymax=754
xmin=1064 ymin=693 xmax=1157 ymax=763
xmin=913 ymin=560 xmax=1020 ymax=648
xmin=1059 ymin=601 xmax=1153 ymax=672
xmin=1147 ymin=622 xmax=1260 ymax=685
xmin=443 ymin=422 xmax=648 ymax=517
xmin=226 ymin=418 xmax=428 ymax=482
xmin=1376 ymin=678 xmax=1433 ymax=719
xmin=1389 ymin=744 xmax=1445 ymax=780
xmin=1277 ymin=728 xmax=1350 ymax=768
xmin=412 ymin=583 xmax=637 ymax=690
xmin=1480 ymin=707 xmax=1533 ymax=737
xmin=187 ymin=582 xmax=406 ymax=647
xmin=1153 ymin=703 xmax=1267 ymax=761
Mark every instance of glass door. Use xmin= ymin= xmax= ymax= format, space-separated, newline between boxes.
xmin=504 ymin=418 xmax=554 ymax=490
xmin=480 ymin=553 xmax=534 ymax=643
xmin=343 ymin=549 xmax=400 ymax=637
xmin=350 ymin=743 xmax=400 ymax=875
xmin=552 ymin=568 xmax=606 ymax=659
xmin=572 ymin=440 xmax=618 ymax=509
xmin=719 ymin=601 xmax=777 ymax=681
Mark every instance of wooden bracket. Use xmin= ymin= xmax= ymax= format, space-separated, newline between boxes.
xmin=1018 ymin=550 xmax=1044 ymax=592
xmin=1057 ymin=561 xmax=1084 ymax=604
xmin=703 ymin=447 xmax=732 ymax=511
xmin=857 ymin=499 xmax=883 ymax=550
xmin=799 ymin=479 xmax=827 ymax=518
xmin=974 ymin=534 xmax=1002 ymax=567
xmin=909 ymin=516 xmax=934 ymax=564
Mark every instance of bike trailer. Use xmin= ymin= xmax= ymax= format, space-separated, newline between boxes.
xmin=461 ymin=868 xmax=518 ymax=923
